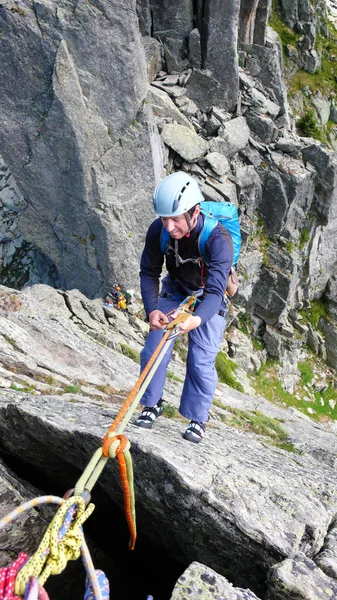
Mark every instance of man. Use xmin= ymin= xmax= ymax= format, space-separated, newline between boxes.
xmin=135 ymin=171 xmax=233 ymax=443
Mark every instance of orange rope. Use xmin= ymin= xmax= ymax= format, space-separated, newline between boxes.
xmin=102 ymin=328 xmax=171 ymax=452
xmin=75 ymin=297 xmax=196 ymax=552
xmin=114 ymin=435 xmax=136 ymax=550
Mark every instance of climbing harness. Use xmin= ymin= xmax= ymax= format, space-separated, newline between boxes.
xmin=0 ymin=296 xmax=197 ymax=600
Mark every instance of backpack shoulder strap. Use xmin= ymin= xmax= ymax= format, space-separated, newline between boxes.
xmin=160 ymin=225 xmax=170 ymax=254
xmin=198 ymin=215 xmax=218 ymax=264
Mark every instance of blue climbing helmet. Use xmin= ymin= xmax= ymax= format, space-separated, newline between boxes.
xmin=153 ymin=172 xmax=204 ymax=217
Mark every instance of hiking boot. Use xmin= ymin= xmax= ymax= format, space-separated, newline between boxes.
xmin=183 ymin=420 xmax=206 ymax=443
xmin=135 ymin=399 xmax=164 ymax=429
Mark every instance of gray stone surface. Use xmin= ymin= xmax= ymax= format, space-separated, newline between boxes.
xmin=266 ymin=553 xmax=337 ymax=600
xmin=161 ymin=123 xmax=209 ymax=162
xmin=320 ymin=318 xmax=337 ymax=370
xmin=0 ymin=0 xmax=156 ymax=297
xmin=202 ymin=0 xmax=240 ymax=112
xmin=147 ymin=86 xmax=194 ymax=130
xmin=209 ymin=117 xmax=250 ymax=158
xmin=171 ymin=562 xmax=261 ymax=599
xmin=246 ymin=112 xmax=279 ymax=144
xmin=242 ymin=35 xmax=290 ymax=128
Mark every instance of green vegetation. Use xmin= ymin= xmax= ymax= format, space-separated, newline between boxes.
xmin=10 ymin=381 xmax=37 ymax=394
xmin=167 ymin=370 xmax=184 ymax=383
xmin=298 ymin=360 xmax=314 ymax=385
xmin=96 ymin=384 xmax=118 ymax=395
xmin=72 ymin=234 xmax=87 ymax=246
xmin=298 ymin=226 xmax=311 ymax=249
xmin=285 ymin=240 xmax=294 ymax=254
xmin=3 ymin=334 xmax=19 ymax=349
xmin=220 ymin=405 xmax=298 ymax=452
xmin=36 ymin=374 xmax=56 ymax=385
xmin=237 ymin=313 xmax=251 ymax=336
xmin=299 ymin=298 xmax=330 ymax=327
xmin=251 ymin=359 xmax=337 ymax=422
xmin=269 ymin=7 xmax=301 ymax=52
xmin=314 ymin=385 xmax=337 ymax=415
xmin=162 ymin=404 xmax=181 ymax=419
xmin=288 ymin=28 xmax=337 ymax=98
xmin=64 ymin=383 xmax=81 ymax=394
xmin=215 ymin=352 xmax=244 ymax=393
xmin=120 ymin=344 xmax=140 ymax=364
xmin=296 ymin=111 xmax=324 ymax=142
xmin=174 ymin=337 xmax=188 ymax=361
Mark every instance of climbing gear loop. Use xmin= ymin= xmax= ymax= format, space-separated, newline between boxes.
xmin=15 ymin=496 xmax=95 ymax=596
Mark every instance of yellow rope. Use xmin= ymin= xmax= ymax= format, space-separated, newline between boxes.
xmin=15 ymin=496 xmax=95 ymax=596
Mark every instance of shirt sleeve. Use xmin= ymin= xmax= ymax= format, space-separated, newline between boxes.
xmin=139 ymin=219 xmax=164 ymax=318
xmin=193 ymin=224 xmax=232 ymax=324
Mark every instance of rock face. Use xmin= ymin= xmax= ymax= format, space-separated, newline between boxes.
xmin=1 ymin=284 xmax=337 ymax=599
xmin=0 ymin=0 xmax=158 ymax=297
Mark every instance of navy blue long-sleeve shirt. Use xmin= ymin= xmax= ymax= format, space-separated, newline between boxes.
xmin=140 ymin=214 xmax=233 ymax=324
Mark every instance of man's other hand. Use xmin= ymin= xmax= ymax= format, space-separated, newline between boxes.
xmin=178 ymin=314 xmax=201 ymax=334
xmin=149 ymin=310 xmax=170 ymax=330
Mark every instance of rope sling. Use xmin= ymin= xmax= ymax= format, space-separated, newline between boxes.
xmin=0 ymin=296 xmax=197 ymax=600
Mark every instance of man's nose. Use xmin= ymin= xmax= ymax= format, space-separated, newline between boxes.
xmin=165 ymin=219 xmax=176 ymax=233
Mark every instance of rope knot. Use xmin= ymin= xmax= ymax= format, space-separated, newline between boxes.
xmin=102 ymin=433 xmax=130 ymax=458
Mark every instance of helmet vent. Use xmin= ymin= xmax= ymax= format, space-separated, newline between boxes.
xmin=172 ymin=181 xmax=190 ymax=212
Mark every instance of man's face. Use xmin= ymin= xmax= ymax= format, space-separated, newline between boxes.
xmin=161 ymin=206 xmax=200 ymax=239
xmin=161 ymin=213 xmax=189 ymax=239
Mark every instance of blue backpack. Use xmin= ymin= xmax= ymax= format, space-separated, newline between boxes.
xmin=160 ymin=200 xmax=241 ymax=267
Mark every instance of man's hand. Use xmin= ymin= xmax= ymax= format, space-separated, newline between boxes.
xmin=178 ymin=314 xmax=201 ymax=334
xmin=149 ymin=309 xmax=170 ymax=330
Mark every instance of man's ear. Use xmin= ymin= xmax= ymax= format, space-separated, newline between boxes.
xmin=194 ymin=204 xmax=201 ymax=217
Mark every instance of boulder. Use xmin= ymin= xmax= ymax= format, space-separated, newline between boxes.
xmin=161 ymin=123 xmax=209 ymax=162
xmin=209 ymin=117 xmax=250 ymax=158
xmin=147 ymin=86 xmax=194 ymax=130
xmin=171 ymin=562 xmax=261 ymax=599
xmin=242 ymin=30 xmax=290 ymax=129
xmin=252 ymin=266 xmax=291 ymax=325
xmin=245 ymin=112 xmax=279 ymax=145
xmin=266 ymin=553 xmax=337 ymax=600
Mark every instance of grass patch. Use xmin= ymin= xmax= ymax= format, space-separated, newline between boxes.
xmin=220 ymin=405 xmax=298 ymax=451
xmin=162 ymin=404 xmax=181 ymax=419
xmin=237 ymin=313 xmax=252 ymax=336
xmin=120 ymin=344 xmax=140 ymax=364
xmin=296 ymin=111 xmax=324 ymax=142
xmin=35 ymin=374 xmax=56 ymax=385
xmin=10 ymin=381 xmax=36 ymax=394
xmin=64 ymin=384 xmax=81 ymax=394
xmin=252 ymin=337 xmax=264 ymax=352
xmin=285 ymin=240 xmax=294 ymax=254
xmin=96 ymin=384 xmax=118 ymax=395
xmin=3 ymin=334 xmax=20 ymax=350
xmin=167 ymin=370 xmax=184 ymax=383
xmin=299 ymin=298 xmax=330 ymax=327
xmin=174 ymin=337 xmax=188 ymax=361
xmin=213 ymin=398 xmax=227 ymax=409
xmin=298 ymin=360 xmax=314 ymax=385
xmin=215 ymin=352 xmax=245 ymax=393
xmin=269 ymin=7 xmax=301 ymax=52
xmin=288 ymin=28 xmax=337 ymax=99
xmin=251 ymin=359 xmax=337 ymax=422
